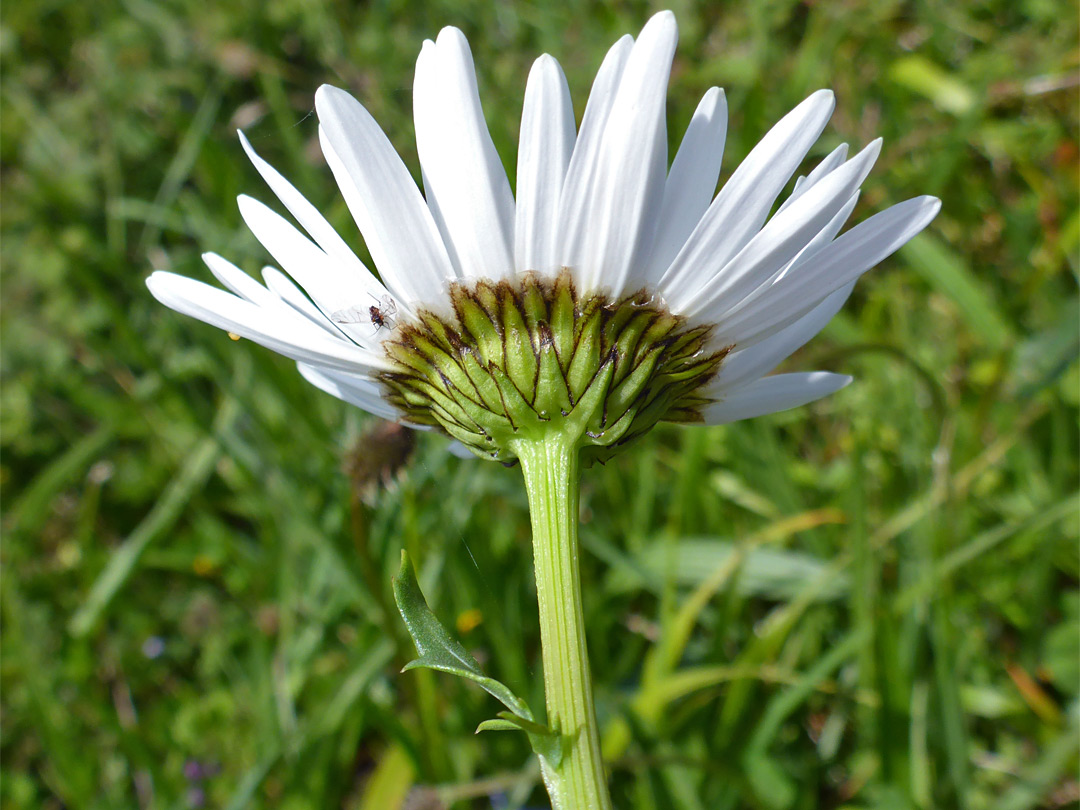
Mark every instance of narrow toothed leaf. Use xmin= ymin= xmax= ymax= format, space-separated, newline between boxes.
xmin=393 ymin=552 xmax=534 ymax=720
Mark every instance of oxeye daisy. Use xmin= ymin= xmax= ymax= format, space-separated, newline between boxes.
xmin=147 ymin=10 xmax=940 ymax=806
xmin=148 ymin=11 xmax=939 ymax=463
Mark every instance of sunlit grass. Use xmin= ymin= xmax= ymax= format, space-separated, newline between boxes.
xmin=2 ymin=1 xmax=1077 ymax=808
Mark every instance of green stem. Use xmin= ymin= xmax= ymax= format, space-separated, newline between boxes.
xmin=515 ymin=436 xmax=613 ymax=810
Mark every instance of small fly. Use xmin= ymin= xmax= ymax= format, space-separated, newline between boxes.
xmin=331 ymin=295 xmax=397 ymax=335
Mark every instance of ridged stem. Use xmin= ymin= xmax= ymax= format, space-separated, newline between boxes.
xmin=515 ymin=436 xmax=612 ymax=810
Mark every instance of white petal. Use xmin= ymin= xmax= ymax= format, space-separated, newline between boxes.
xmin=260 ymin=266 xmax=344 ymax=338
xmin=555 ymin=34 xmax=633 ymax=281
xmin=237 ymin=194 xmax=390 ymax=347
xmin=412 ymin=29 xmax=516 ymax=282
xmin=703 ymin=371 xmax=852 ymax=425
xmin=203 ymin=252 xmax=279 ymax=307
xmin=146 ymin=271 xmax=391 ymax=373
xmin=716 ymin=196 xmax=942 ymax=350
xmin=315 ymin=85 xmax=457 ymax=305
xmin=200 ymin=252 xmax=370 ymax=346
xmin=681 ymin=139 xmax=881 ymax=319
xmin=643 ymin=87 xmax=727 ymax=284
xmin=514 ymin=54 xmax=575 ymax=277
xmin=296 ymin=362 xmax=403 ymax=421
xmin=709 ymin=281 xmax=855 ymax=391
xmin=238 ymin=132 xmax=372 ymax=282
xmin=771 ymin=191 xmax=860 ymax=286
xmin=564 ymin=11 xmax=677 ymax=297
xmin=776 ymin=142 xmax=849 ymax=215
xmin=238 ymin=193 xmax=384 ymax=303
xmin=204 ymin=253 xmax=368 ymax=348
xmin=658 ymin=90 xmax=836 ymax=297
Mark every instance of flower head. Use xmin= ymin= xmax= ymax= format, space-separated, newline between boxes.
xmin=148 ymin=11 xmax=940 ymax=461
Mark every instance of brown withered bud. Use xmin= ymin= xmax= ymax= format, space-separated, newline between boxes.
xmin=343 ymin=420 xmax=417 ymax=501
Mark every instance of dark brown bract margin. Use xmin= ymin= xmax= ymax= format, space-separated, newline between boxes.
xmin=378 ymin=271 xmax=729 ymax=464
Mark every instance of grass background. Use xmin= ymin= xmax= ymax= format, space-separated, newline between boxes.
xmin=2 ymin=0 xmax=1078 ymax=808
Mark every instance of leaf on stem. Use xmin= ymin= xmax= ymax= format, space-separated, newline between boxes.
xmin=392 ymin=550 xmax=533 ymax=721
xmin=476 ymin=712 xmax=567 ymax=770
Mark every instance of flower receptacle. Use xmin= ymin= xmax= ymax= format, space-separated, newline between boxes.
xmin=379 ymin=271 xmax=729 ymax=463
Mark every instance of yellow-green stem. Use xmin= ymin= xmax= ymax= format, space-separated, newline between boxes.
xmin=515 ymin=436 xmax=612 ymax=810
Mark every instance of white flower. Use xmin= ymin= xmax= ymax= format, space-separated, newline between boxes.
xmin=147 ymin=11 xmax=940 ymax=452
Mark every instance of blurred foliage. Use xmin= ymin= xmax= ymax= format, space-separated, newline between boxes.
xmin=1 ymin=0 xmax=1078 ymax=808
